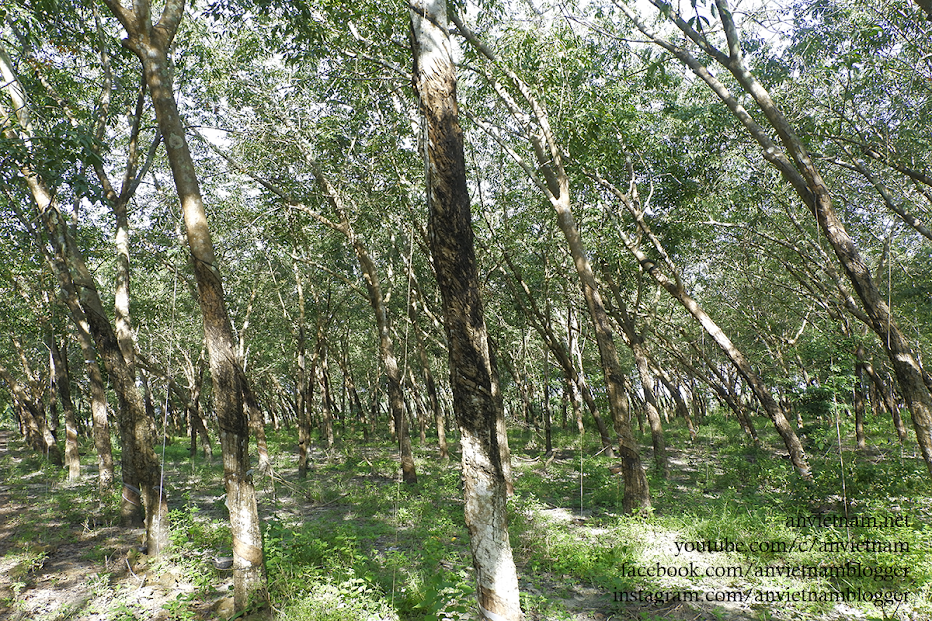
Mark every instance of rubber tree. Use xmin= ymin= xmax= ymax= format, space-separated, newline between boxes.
xmin=617 ymin=0 xmax=932 ymax=478
xmin=410 ymin=0 xmax=523 ymax=618
xmin=101 ymin=0 xmax=267 ymax=608
xmin=602 ymin=277 xmax=668 ymax=475
xmin=48 ymin=334 xmax=81 ymax=479
xmin=200 ymin=120 xmax=420 ymax=483
xmin=452 ymin=12 xmax=652 ymax=513
xmin=286 ymin=141 xmax=417 ymax=484
xmin=1 ymin=40 xmax=166 ymax=547
xmin=593 ymin=169 xmax=811 ymax=478
xmin=499 ymin=251 xmax=616 ymax=454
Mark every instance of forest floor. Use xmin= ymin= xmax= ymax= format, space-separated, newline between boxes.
xmin=0 ymin=411 xmax=930 ymax=621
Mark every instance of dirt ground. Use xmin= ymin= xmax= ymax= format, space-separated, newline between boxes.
xmin=6 ymin=429 xmax=887 ymax=621
xmin=0 ymin=429 xmax=756 ymax=621
xmin=0 ymin=429 xmax=241 ymax=621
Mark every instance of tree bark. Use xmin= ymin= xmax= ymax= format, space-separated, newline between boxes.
xmin=93 ymin=26 xmax=167 ymax=521
xmin=411 ymin=2 xmax=522 ymax=618
xmin=109 ymin=177 xmax=149 ymax=528
xmin=102 ymin=0 xmax=266 ymax=607
xmin=49 ymin=336 xmax=81 ymax=479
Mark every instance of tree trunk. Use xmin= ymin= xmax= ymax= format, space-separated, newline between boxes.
xmin=103 ymin=0 xmax=267 ymax=607
xmin=0 ymin=367 xmax=44 ymax=455
xmin=50 ymin=336 xmax=81 ymax=479
xmin=2 ymin=43 xmax=163 ymax=544
xmin=10 ymin=337 xmax=62 ymax=466
xmin=298 ymin=162 xmax=417 ymax=483
xmin=241 ymin=369 xmax=270 ymax=474
xmin=554 ymin=211 xmax=650 ymax=511
xmin=294 ymin=267 xmax=311 ymax=478
xmin=86 ymin=353 xmax=115 ymax=495
xmin=454 ymin=16 xmax=648 ymax=509
xmin=410 ymin=2 xmax=522 ymax=618
xmin=410 ymin=288 xmax=448 ymax=459
xmin=633 ymin=345 xmax=668 ymax=475
xmin=113 ymin=389 xmax=144 ymax=527
xmin=854 ymin=345 xmax=868 ymax=450
xmin=602 ymin=275 xmax=672 ymax=469
xmin=45 ymin=350 xmax=60 ymax=445
xmin=806 ymin=157 xmax=932 ymax=474
xmin=566 ymin=378 xmax=585 ymax=435
xmin=864 ymin=363 xmax=907 ymax=443
xmin=542 ymin=351 xmax=553 ymax=456
xmin=594 ymin=168 xmax=809 ymax=476
xmin=317 ymin=355 xmax=336 ymax=450
xmin=658 ymin=372 xmax=696 ymax=441
xmin=565 ymin=305 xmax=586 ymax=436
xmin=109 ymin=174 xmax=149 ymax=530
xmin=503 ymin=253 xmax=615 ymax=456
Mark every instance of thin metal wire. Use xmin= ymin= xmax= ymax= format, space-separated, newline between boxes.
xmin=157 ymin=258 xmax=180 ymax=536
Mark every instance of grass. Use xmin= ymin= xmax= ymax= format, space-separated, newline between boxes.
xmin=1 ymin=405 xmax=930 ymax=620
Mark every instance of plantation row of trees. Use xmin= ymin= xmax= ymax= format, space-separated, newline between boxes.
xmin=2 ymin=0 xmax=931 ymax=617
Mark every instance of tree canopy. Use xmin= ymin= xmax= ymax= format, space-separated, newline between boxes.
xmin=2 ymin=0 xmax=932 ymax=619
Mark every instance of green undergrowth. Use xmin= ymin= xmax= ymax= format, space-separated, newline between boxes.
xmin=255 ymin=446 xmax=477 ymax=621
xmin=1 ymin=406 xmax=931 ymax=621
xmin=252 ymin=413 xmax=932 ymax=621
